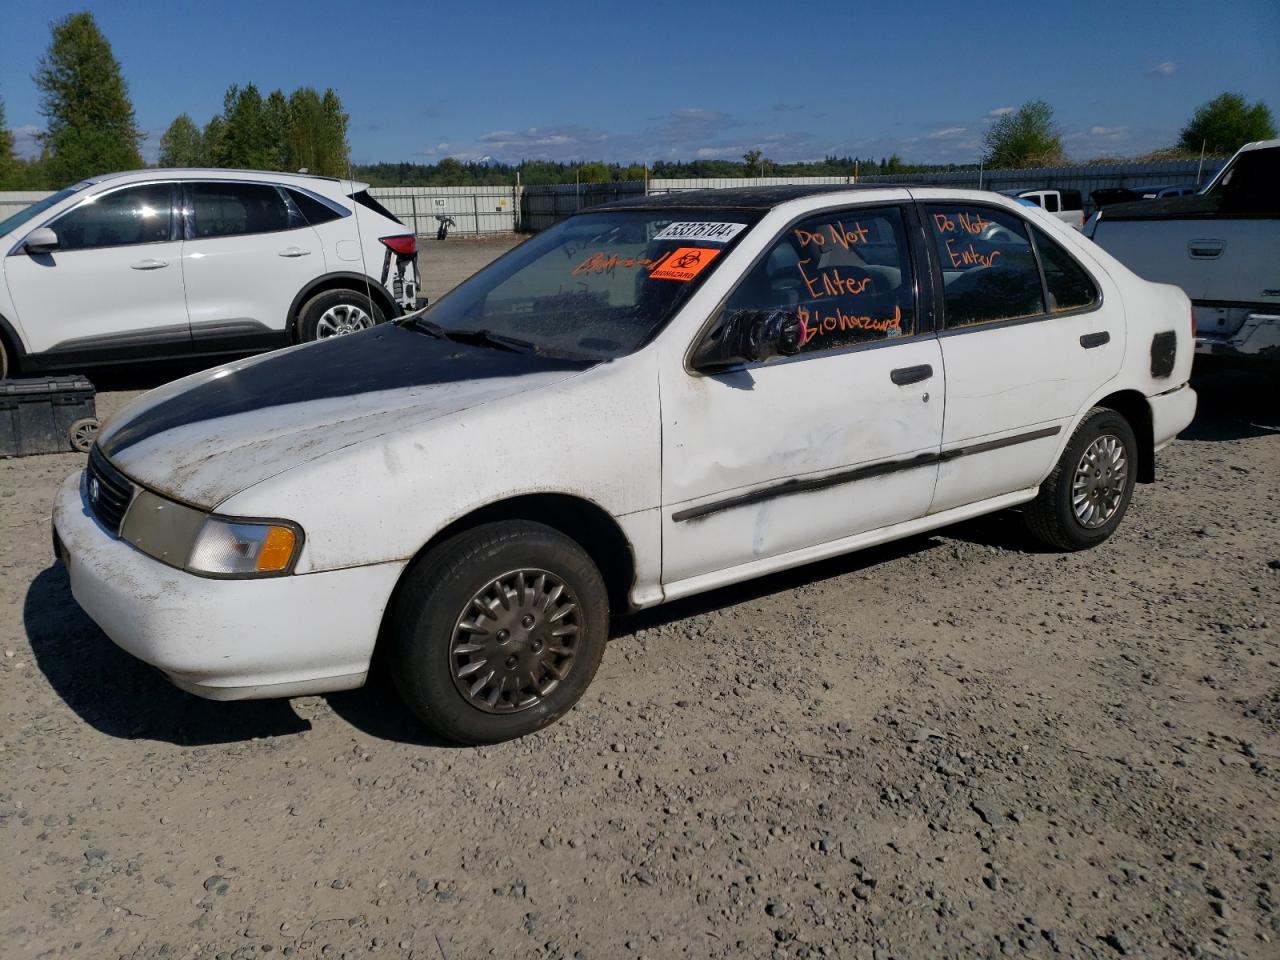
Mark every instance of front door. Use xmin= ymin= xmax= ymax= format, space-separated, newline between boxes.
xmin=7 ymin=182 xmax=189 ymax=359
xmin=659 ymin=203 xmax=944 ymax=591
xmin=919 ymin=200 xmax=1124 ymax=513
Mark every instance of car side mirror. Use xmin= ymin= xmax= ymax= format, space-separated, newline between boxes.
xmin=24 ymin=227 xmax=59 ymax=255
xmin=691 ymin=309 xmax=804 ymax=372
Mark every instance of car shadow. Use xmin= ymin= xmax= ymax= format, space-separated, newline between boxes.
xmin=82 ymin=356 xmax=253 ymax=393
xmin=1181 ymin=367 xmax=1279 ymax=442
xmin=24 ymin=564 xmax=311 ymax=745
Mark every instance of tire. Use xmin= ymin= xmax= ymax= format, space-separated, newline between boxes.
xmin=0 ymin=337 xmax=9 ymax=380
xmin=388 ymin=521 xmax=609 ymax=744
xmin=1024 ymin=407 xmax=1138 ymax=551
xmin=296 ymin=288 xmax=385 ymax=342
xmin=69 ymin=417 xmax=100 ymax=453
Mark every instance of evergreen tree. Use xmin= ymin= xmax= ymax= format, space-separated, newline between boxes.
xmin=158 ymin=113 xmax=204 ymax=167
xmin=33 ymin=11 xmax=143 ymax=184
xmin=0 ymin=95 xmax=18 ymax=189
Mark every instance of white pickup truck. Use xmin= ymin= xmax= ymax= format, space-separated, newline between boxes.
xmin=1085 ymin=139 xmax=1279 ymax=369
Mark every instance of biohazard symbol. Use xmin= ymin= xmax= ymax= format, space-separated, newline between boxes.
xmin=650 ymin=246 xmax=720 ymax=281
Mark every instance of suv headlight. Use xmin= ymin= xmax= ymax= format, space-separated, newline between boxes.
xmin=119 ymin=488 xmax=302 ymax=578
xmin=187 ymin=517 xmax=302 ymax=577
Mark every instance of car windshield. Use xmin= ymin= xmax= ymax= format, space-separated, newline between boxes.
xmin=0 ymin=186 xmax=85 ymax=238
xmin=409 ymin=209 xmax=759 ymax=359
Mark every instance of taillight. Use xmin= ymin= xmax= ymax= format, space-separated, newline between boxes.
xmin=380 ymin=234 xmax=417 ymax=256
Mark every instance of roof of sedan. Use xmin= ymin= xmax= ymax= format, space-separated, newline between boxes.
xmin=595 ymin=184 xmax=898 ymax=211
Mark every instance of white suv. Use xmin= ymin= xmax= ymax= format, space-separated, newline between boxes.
xmin=0 ymin=168 xmax=418 ymax=379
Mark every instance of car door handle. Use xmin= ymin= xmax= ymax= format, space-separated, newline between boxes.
xmin=1188 ymin=239 xmax=1224 ymax=259
xmin=278 ymin=246 xmax=311 ymax=258
xmin=130 ymin=258 xmax=168 ymax=270
xmin=890 ymin=364 xmax=933 ymax=385
xmin=1079 ymin=331 xmax=1110 ymax=349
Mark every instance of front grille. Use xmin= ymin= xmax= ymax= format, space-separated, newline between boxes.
xmin=86 ymin=445 xmax=136 ymax=536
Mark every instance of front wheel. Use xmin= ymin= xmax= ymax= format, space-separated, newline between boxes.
xmin=388 ymin=521 xmax=609 ymax=744
xmin=1024 ymin=407 xmax=1138 ymax=551
xmin=297 ymin=288 xmax=384 ymax=342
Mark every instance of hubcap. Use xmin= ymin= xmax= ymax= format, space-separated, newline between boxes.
xmin=1072 ymin=434 xmax=1128 ymax=528
xmin=314 ymin=303 xmax=373 ymax=338
xmin=449 ymin=569 xmax=580 ymax=714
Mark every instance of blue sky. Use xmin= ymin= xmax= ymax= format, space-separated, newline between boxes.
xmin=2 ymin=0 xmax=1277 ymax=167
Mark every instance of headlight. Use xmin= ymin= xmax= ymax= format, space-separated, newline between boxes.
xmin=186 ymin=517 xmax=303 ymax=577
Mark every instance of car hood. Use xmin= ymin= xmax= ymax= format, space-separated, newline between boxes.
xmin=98 ymin=324 xmax=594 ymax=507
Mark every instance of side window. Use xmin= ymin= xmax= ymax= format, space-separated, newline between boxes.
xmin=287 ymin=188 xmax=345 ymax=226
xmin=1043 ymin=194 xmax=1060 ymax=213
xmin=1021 ymin=194 xmax=1043 ymax=208
xmin=52 ymin=184 xmax=173 ymax=251
xmin=189 ymin=182 xmax=292 ymax=238
xmin=724 ymin=206 xmax=916 ymax=354
xmin=1061 ymin=190 xmax=1083 ymax=211
xmin=928 ymin=205 xmax=1045 ymax=328
xmin=1032 ymin=227 xmax=1099 ymax=313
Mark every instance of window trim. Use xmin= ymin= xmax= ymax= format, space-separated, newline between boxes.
xmin=181 ymin=179 xmax=303 ymax=241
xmin=921 ymin=200 xmax=1104 ymax=338
xmin=683 ymin=200 xmax=930 ymax=376
xmin=43 ymin=181 xmax=181 ymax=253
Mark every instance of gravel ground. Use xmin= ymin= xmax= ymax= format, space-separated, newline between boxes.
xmin=1 ymin=239 xmax=1278 ymax=960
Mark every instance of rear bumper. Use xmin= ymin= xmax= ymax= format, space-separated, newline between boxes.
xmin=52 ymin=472 xmax=405 ymax=700
xmin=1149 ymin=383 xmax=1197 ymax=451
xmin=1195 ymin=311 xmax=1280 ymax=367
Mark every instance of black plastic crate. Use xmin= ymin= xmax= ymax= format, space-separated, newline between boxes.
xmin=0 ymin=376 xmax=98 ymax=458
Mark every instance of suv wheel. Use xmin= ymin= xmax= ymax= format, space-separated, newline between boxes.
xmin=0 ymin=338 xmax=10 ymax=380
xmin=1024 ymin=407 xmax=1138 ymax=551
xmin=297 ymin=288 xmax=384 ymax=342
xmin=388 ymin=521 xmax=609 ymax=744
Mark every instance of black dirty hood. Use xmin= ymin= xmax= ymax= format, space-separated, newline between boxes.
xmin=98 ymin=323 xmax=594 ymax=506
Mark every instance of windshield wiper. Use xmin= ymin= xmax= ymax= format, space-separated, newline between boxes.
xmin=441 ymin=328 xmax=539 ymax=354
xmin=404 ymin=315 xmax=448 ymax=339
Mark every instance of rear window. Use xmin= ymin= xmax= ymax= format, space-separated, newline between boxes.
xmin=1032 ymin=227 xmax=1099 ymax=313
xmin=1210 ymin=149 xmax=1280 ymax=216
xmin=350 ymin=190 xmax=403 ymax=224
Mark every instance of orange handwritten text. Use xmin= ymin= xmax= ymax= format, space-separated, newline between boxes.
xmin=797 ymin=303 xmax=903 ymax=344
xmin=944 ymin=239 xmax=1000 ymax=269
xmin=933 ymin=211 xmax=993 ymax=235
xmin=796 ymin=259 xmax=873 ymax=300
xmin=794 ymin=221 xmax=871 ymax=249
xmin=571 ymin=251 xmax=666 ymax=276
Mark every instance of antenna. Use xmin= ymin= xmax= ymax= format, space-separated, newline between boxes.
xmin=345 ymin=153 xmax=378 ymax=323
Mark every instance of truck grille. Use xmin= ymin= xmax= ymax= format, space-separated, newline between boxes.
xmin=86 ymin=446 xmax=136 ymax=536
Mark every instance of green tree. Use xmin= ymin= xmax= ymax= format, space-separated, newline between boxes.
xmin=33 ymin=11 xmax=142 ymax=184
xmin=0 ymin=95 xmax=18 ymax=189
xmin=742 ymin=148 xmax=763 ymax=174
xmin=263 ymin=89 xmax=290 ymax=169
xmin=983 ymin=100 xmax=1064 ymax=168
xmin=316 ymin=88 xmax=349 ymax=176
xmin=577 ymin=161 xmax=610 ymax=184
xmin=158 ymin=113 xmax=204 ymax=167
xmin=201 ymin=115 xmax=226 ymax=165
xmin=1178 ymin=92 xmax=1276 ymax=155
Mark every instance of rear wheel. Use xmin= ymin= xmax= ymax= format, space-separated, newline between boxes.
xmin=388 ymin=521 xmax=609 ymax=744
xmin=0 ymin=337 xmax=10 ymax=380
xmin=1024 ymin=407 xmax=1138 ymax=551
xmin=297 ymin=288 xmax=384 ymax=342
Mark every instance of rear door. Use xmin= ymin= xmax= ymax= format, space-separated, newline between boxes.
xmin=180 ymin=180 xmax=327 ymax=352
xmin=920 ymin=199 xmax=1122 ymax=513
xmin=6 ymin=181 xmax=190 ymax=360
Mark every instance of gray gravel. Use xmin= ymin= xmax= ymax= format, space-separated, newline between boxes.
xmin=0 ymin=240 xmax=1277 ymax=959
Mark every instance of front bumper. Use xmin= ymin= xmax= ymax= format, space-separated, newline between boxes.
xmin=52 ymin=472 xmax=405 ymax=700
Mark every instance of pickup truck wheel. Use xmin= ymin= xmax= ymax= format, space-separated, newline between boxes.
xmin=297 ymin=288 xmax=384 ymax=342
xmin=388 ymin=521 xmax=609 ymax=744
xmin=1024 ymin=407 xmax=1138 ymax=551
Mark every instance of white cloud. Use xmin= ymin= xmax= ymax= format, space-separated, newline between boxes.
xmin=986 ymin=107 xmax=1015 ymax=119
xmin=927 ymin=126 xmax=968 ymax=139
xmin=1145 ymin=61 xmax=1177 ymax=77
xmin=1089 ymin=125 xmax=1129 ymax=138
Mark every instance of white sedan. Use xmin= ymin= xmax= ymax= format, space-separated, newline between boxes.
xmin=52 ymin=186 xmax=1197 ymax=743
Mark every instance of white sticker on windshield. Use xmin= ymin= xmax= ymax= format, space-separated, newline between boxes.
xmin=652 ymin=221 xmax=747 ymax=243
